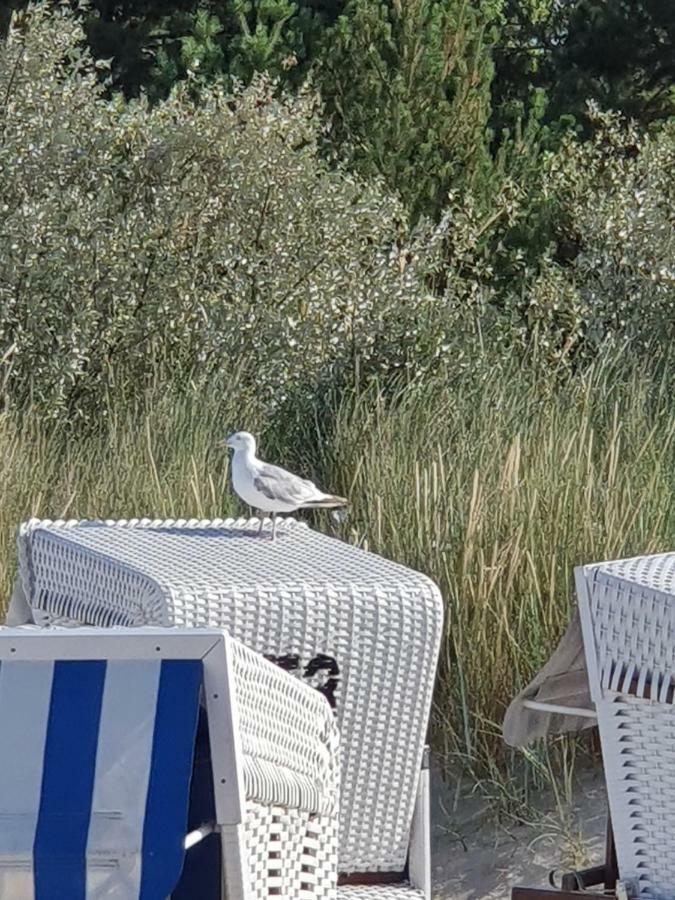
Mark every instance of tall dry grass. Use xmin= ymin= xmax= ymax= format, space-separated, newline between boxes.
xmin=1 ymin=355 xmax=674 ymax=785
xmin=314 ymin=356 xmax=675 ymax=774
xmin=0 ymin=386 xmax=261 ymax=602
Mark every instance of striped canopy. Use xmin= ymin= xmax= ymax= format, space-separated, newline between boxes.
xmin=0 ymin=656 xmax=202 ymax=900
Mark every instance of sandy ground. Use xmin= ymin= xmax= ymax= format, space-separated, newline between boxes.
xmin=430 ymin=764 xmax=608 ymax=899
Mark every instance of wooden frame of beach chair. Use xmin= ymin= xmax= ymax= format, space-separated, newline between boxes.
xmin=0 ymin=625 xmax=339 ymax=899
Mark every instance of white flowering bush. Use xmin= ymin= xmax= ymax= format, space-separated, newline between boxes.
xmin=0 ymin=8 xmax=457 ymax=418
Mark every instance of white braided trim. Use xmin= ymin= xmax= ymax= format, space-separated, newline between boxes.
xmin=19 ymin=517 xmax=305 ymax=627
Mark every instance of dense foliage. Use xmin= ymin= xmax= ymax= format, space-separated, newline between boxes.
xmin=0 ymin=8 xmax=462 ymax=418
xmin=1 ymin=8 xmax=674 ymax=418
xmin=2 ymin=0 xmax=674 ymax=219
xmin=1 ymin=4 xmax=674 ymax=788
xmin=314 ymin=0 xmax=500 ymax=219
xmin=492 ymin=0 xmax=675 ymax=135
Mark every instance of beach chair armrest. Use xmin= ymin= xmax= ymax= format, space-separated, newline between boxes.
xmin=230 ymin=638 xmax=340 ymax=816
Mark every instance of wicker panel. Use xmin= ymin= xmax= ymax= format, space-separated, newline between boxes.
xmin=587 ymin=562 xmax=675 ymax=697
xmin=245 ymin=801 xmax=338 ymax=900
xmin=18 ymin=517 xmax=443 ymax=873
xmin=337 ymin=885 xmax=424 ymax=898
xmin=602 ymin=554 xmax=675 ymax=596
xmin=595 ymin=694 xmax=675 ymax=900
xmin=26 ymin=527 xmax=166 ymax=627
xmin=579 ymin=553 xmax=675 ymax=900
xmin=231 ymin=638 xmax=340 ymax=815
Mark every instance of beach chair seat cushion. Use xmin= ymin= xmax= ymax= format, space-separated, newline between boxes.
xmin=0 ymin=655 xmax=202 ymax=899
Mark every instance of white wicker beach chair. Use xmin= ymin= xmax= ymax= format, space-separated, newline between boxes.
xmin=12 ymin=517 xmax=443 ymax=897
xmin=576 ymin=553 xmax=675 ymax=900
xmin=0 ymin=625 xmax=339 ymax=900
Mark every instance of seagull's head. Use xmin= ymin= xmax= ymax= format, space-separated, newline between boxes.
xmin=222 ymin=431 xmax=257 ymax=455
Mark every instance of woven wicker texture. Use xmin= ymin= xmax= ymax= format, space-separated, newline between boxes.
xmin=245 ymin=800 xmax=338 ymax=899
xmin=18 ymin=517 xmax=443 ymax=873
xmin=579 ymin=554 xmax=675 ymax=900
xmin=589 ymin=556 xmax=675 ymax=695
xmin=337 ymin=885 xmax=424 ymax=898
xmin=231 ymin=637 xmax=340 ymax=815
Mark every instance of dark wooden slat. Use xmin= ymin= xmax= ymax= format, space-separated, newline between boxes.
xmin=515 ymin=809 xmax=619 ymax=900
xmin=338 ymin=871 xmax=406 ymax=886
xmin=512 ymin=888 xmax=615 ymax=900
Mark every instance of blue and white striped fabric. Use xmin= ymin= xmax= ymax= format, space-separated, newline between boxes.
xmin=0 ymin=658 xmax=203 ymax=900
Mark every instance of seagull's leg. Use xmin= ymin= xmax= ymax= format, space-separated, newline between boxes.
xmin=271 ymin=511 xmax=277 ymax=541
xmin=257 ymin=514 xmax=265 ymax=537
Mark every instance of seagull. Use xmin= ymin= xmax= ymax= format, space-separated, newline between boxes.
xmin=222 ymin=431 xmax=348 ymax=539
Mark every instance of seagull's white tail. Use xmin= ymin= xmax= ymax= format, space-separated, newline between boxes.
xmin=302 ymin=495 xmax=348 ymax=509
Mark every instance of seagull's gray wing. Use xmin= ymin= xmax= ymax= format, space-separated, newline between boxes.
xmin=253 ymin=463 xmax=321 ymax=506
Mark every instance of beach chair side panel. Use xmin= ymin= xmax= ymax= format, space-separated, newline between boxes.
xmin=577 ymin=562 xmax=675 ymax=900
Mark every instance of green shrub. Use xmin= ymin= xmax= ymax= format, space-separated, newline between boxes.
xmin=508 ymin=111 xmax=675 ymax=362
xmin=0 ymin=7 xmax=456 ymax=420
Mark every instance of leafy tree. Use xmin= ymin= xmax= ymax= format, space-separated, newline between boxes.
xmin=316 ymin=0 xmax=502 ymax=220
xmin=153 ymin=0 xmax=338 ymax=96
xmin=525 ymin=110 xmax=675 ymax=361
xmin=75 ymin=0 xmax=200 ymax=99
xmin=492 ymin=0 xmax=675 ymax=139
xmin=0 ymin=0 xmax=341 ymax=97
xmin=556 ymin=0 xmax=675 ymax=125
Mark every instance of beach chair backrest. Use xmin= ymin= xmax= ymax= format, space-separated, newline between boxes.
xmin=0 ymin=627 xmax=241 ymax=900
xmin=577 ymin=553 xmax=675 ymax=900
